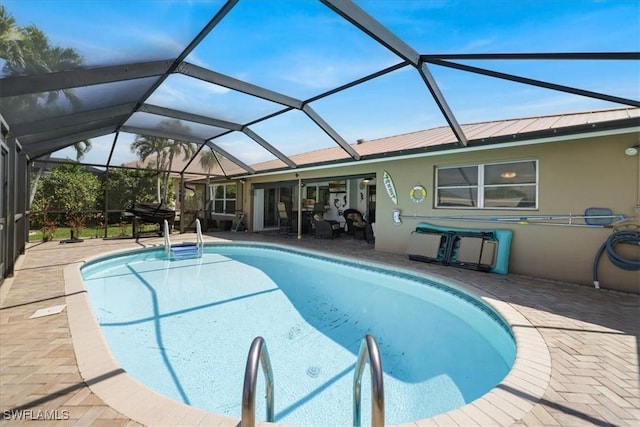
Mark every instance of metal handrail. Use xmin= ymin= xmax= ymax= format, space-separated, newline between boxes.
xmin=241 ymin=336 xmax=274 ymax=427
xmin=353 ymin=334 xmax=385 ymax=427
xmin=195 ymin=218 xmax=203 ymax=252
xmin=163 ymin=219 xmax=171 ymax=257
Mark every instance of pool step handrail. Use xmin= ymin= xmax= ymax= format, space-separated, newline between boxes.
xmin=163 ymin=219 xmax=171 ymax=257
xmin=241 ymin=336 xmax=274 ymax=427
xmin=164 ymin=219 xmax=203 ymax=259
xmin=195 ymin=218 xmax=203 ymax=255
xmin=353 ymin=334 xmax=385 ymax=427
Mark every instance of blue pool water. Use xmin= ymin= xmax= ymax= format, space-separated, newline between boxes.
xmin=81 ymin=244 xmax=515 ymax=426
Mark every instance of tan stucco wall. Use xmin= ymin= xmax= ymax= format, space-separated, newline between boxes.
xmin=240 ymin=131 xmax=640 ymax=293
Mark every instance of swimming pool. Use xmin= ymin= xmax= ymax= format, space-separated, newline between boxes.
xmin=81 ymin=243 xmax=516 ymax=426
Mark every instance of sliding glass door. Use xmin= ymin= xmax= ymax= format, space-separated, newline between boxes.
xmin=255 ymin=183 xmax=296 ymax=230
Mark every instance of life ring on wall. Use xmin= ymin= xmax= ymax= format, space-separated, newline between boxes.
xmin=410 ymin=185 xmax=427 ymax=203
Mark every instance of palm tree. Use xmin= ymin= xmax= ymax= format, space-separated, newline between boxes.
xmin=156 ymin=119 xmax=196 ymax=203
xmin=130 ymin=119 xmax=196 ymax=204
xmin=1 ymin=12 xmax=84 ymax=107
xmin=161 ymin=138 xmax=195 ymax=203
xmin=1 ymin=6 xmax=92 ymax=206
xmin=130 ymin=134 xmax=170 ymax=202
xmin=199 ymin=147 xmax=222 ymax=220
xmin=0 ymin=6 xmax=25 ymax=69
xmin=199 ymin=147 xmax=221 ymax=176
xmin=72 ymin=140 xmax=92 ymax=160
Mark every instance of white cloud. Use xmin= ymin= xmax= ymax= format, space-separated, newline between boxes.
xmin=275 ymin=53 xmax=401 ymax=92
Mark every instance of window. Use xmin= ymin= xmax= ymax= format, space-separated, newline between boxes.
xmin=211 ymin=183 xmax=236 ymax=214
xmin=436 ymin=160 xmax=537 ymax=209
xmin=306 ymin=184 xmax=329 ymax=206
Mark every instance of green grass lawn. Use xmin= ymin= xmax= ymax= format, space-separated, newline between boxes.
xmin=28 ymin=223 xmax=163 ymax=242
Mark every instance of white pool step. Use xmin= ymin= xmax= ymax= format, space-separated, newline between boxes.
xmin=164 ymin=219 xmax=204 ymax=260
xmin=170 ymin=243 xmax=200 ymax=259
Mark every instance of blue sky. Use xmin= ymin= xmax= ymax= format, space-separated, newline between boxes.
xmin=5 ymin=0 xmax=639 ymax=168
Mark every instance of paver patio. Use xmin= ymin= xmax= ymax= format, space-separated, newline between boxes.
xmin=1 ymin=232 xmax=638 ymax=426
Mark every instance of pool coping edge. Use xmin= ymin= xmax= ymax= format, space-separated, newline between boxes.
xmin=65 ymin=243 xmax=551 ymax=427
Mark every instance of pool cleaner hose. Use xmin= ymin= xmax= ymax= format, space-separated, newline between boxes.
xmin=592 ymin=227 xmax=640 ymax=288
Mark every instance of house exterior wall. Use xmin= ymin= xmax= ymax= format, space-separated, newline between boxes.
xmin=370 ymin=132 xmax=638 ymax=293
xmin=239 ymin=131 xmax=639 ymax=293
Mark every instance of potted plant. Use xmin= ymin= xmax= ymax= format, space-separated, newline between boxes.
xmin=93 ymin=212 xmax=104 ymax=239
xmin=38 ymin=203 xmax=57 ymax=242
xmin=67 ymin=212 xmax=85 ymax=242
xmin=41 ymin=218 xmax=57 ymax=242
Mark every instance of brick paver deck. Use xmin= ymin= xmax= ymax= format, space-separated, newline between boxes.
xmin=1 ymin=232 xmax=638 ymax=426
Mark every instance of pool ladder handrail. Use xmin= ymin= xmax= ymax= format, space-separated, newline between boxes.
xmin=163 ymin=219 xmax=171 ymax=257
xmin=163 ymin=219 xmax=203 ymax=257
xmin=241 ymin=336 xmax=274 ymax=427
xmin=353 ymin=334 xmax=385 ymax=427
xmin=195 ymin=218 xmax=203 ymax=254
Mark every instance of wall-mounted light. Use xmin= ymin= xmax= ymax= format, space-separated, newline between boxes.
xmin=625 ymin=144 xmax=640 ymax=156
xmin=501 ymin=171 xmax=517 ymax=179
xmin=240 ymin=179 xmax=246 ymax=184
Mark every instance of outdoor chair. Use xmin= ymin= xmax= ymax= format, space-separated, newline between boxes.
xmin=343 ymin=209 xmax=366 ymax=235
xmin=277 ymin=202 xmax=293 ymax=234
xmin=311 ymin=214 xmax=341 ymax=239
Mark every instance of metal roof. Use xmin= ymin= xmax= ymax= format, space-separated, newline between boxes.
xmin=1 ymin=0 xmax=638 ymax=179
xmin=185 ymin=106 xmax=640 ymax=177
xmin=89 ymin=106 xmax=639 ymax=181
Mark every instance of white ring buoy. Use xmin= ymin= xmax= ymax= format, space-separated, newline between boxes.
xmin=410 ymin=185 xmax=427 ymax=203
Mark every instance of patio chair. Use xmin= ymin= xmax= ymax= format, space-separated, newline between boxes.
xmin=311 ymin=214 xmax=342 ymax=239
xmin=343 ymin=208 xmax=367 ymax=237
xmin=278 ymin=202 xmax=293 ymax=234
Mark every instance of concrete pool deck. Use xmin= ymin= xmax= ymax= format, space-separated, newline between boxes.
xmin=0 ymin=232 xmax=638 ymax=426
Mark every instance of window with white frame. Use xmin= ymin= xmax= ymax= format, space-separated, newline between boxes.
xmin=435 ymin=160 xmax=538 ymax=209
xmin=306 ymin=184 xmax=330 ymax=206
xmin=211 ymin=183 xmax=236 ymax=214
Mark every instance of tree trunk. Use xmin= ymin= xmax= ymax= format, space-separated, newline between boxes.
xmin=163 ymin=151 xmax=175 ymax=203
xmin=155 ymin=156 xmax=164 ymax=203
xmin=156 ymin=172 xmax=162 ymax=203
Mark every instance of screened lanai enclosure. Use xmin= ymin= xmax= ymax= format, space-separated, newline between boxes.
xmin=0 ymin=0 xmax=638 ymax=281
